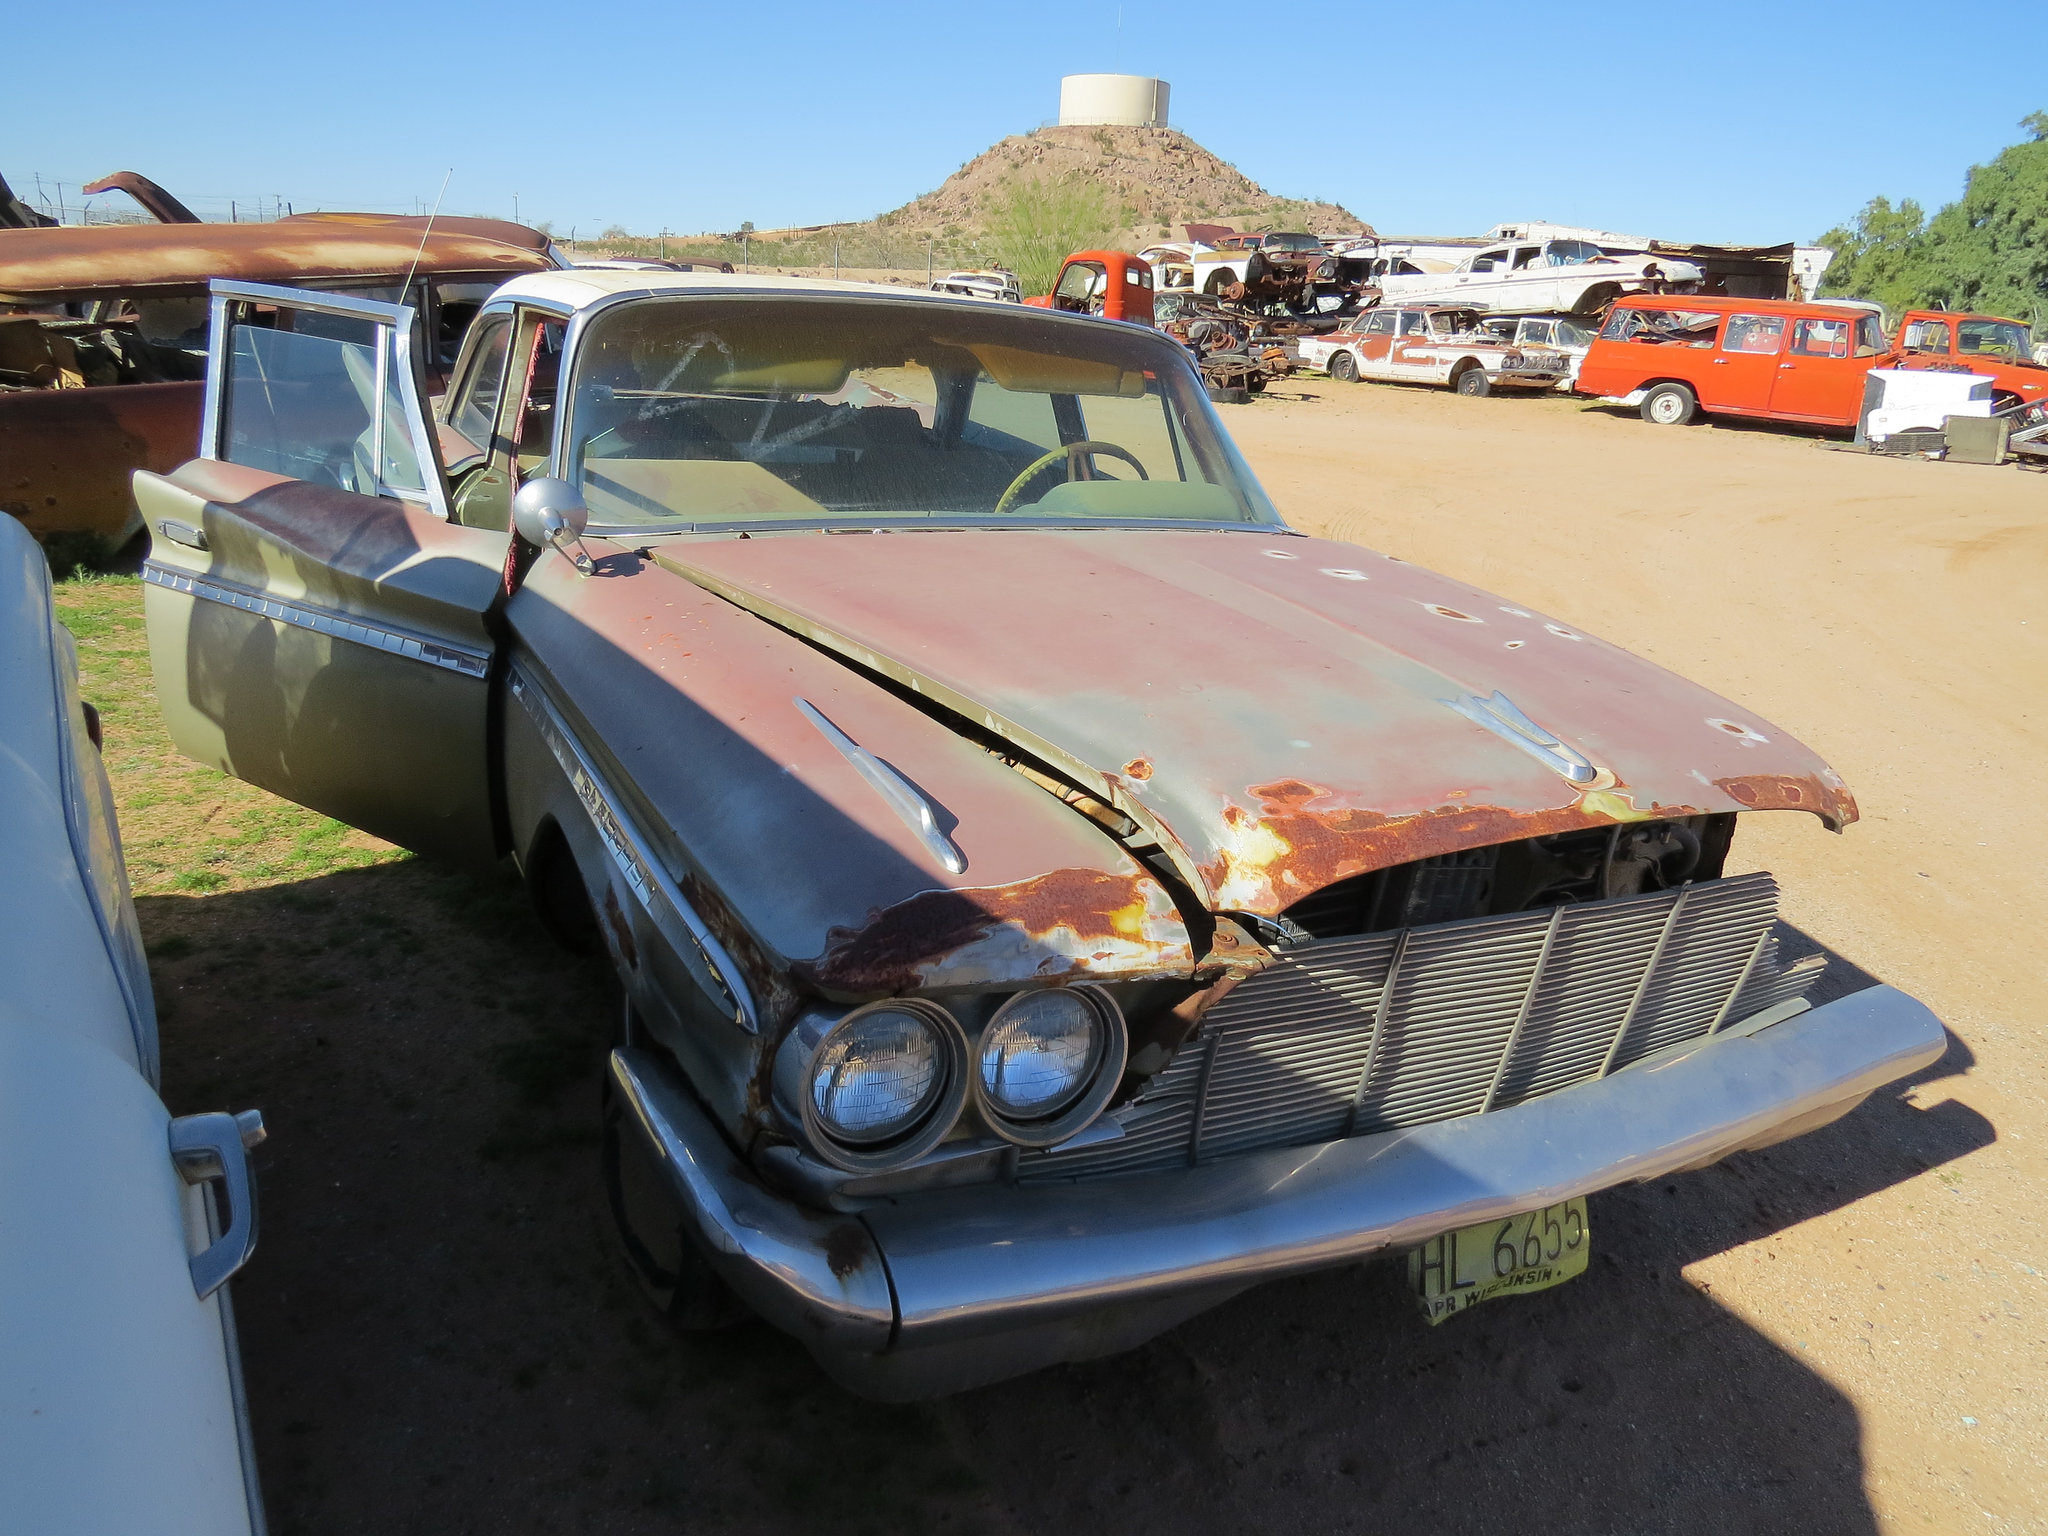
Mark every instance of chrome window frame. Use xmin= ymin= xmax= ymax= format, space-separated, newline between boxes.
xmin=202 ymin=278 xmax=453 ymax=521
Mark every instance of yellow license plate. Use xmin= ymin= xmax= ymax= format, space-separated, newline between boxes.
xmin=1407 ymin=1198 xmax=1590 ymax=1325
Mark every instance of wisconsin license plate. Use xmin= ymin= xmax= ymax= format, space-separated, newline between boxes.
xmin=1407 ymin=1198 xmax=1590 ymax=1325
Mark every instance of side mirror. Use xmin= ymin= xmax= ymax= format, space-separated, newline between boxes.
xmin=512 ymin=477 xmax=595 ymax=576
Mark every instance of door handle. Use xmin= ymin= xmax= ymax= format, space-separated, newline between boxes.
xmin=157 ymin=519 xmax=208 ymax=551
xmin=1711 ymin=358 xmax=1729 ymax=365
xmin=170 ymin=1109 xmax=266 ymax=1298
xmin=1779 ymin=363 xmax=1795 ymax=369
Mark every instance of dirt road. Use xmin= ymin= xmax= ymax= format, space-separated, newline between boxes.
xmin=101 ymin=381 xmax=2044 ymax=1535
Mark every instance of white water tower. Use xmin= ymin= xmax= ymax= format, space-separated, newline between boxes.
xmin=1058 ymin=74 xmax=1170 ymax=129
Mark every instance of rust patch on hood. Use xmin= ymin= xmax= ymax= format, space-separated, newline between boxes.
xmin=1202 ymin=777 xmax=1718 ymax=915
xmin=797 ymin=866 xmax=1194 ymax=998
xmin=1715 ymin=771 xmax=1857 ymax=830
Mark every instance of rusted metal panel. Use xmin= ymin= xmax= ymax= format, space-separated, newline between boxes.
xmin=508 ymin=548 xmax=1195 ymax=1008
xmin=657 ymin=529 xmax=1857 ymax=917
xmin=0 ymin=222 xmax=549 ymax=303
xmin=79 ymin=172 xmax=199 ymax=225
xmin=0 ymin=381 xmax=200 ymax=539
xmin=282 ymin=211 xmax=559 ymax=259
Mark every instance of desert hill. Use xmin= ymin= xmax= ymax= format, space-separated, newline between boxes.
xmin=879 ymin=124 xmax=1369 ymax=247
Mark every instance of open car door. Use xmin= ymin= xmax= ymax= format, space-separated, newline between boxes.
xmin=138 ymin=281 xmax=506 ymax=866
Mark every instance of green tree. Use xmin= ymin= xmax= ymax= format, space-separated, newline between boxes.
xmin=1818 ymin=113 xmax=2048 ymax=328
xmin=982 ymin=174 xmax=1115 ymax=295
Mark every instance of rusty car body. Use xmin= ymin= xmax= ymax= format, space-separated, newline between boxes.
xmin=134 ymin=269 xmax=1944 ymax=1398
xmin=0 ymin=220 xmax=554 ymax=552
xmin=1300 ymin=304 xmax=1570 ymax=394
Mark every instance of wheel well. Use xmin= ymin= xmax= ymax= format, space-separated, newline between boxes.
xmin=1450 ymin=357 xmax=1482 ymax=378
xmin=1641 ymin=378 xmax=1697 ymax=397
xmin=524 ymin=817 xmax=602 ymax=954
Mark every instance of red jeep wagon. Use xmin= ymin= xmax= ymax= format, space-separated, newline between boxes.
xmin=1575 ymin=295 xmax=1887 ymax=428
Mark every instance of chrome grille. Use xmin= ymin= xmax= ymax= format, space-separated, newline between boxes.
xmin=1019 ymin=873 xmax=1817 ymax=1183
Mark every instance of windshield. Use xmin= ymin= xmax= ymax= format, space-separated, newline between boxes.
xmin=1259 ymin=233 xmax=1325 ymax=252
xmin=561 ymin=296 xmax=1281 ymax=533
xmin=1956 ymin=319 xmax=2035 ymax=361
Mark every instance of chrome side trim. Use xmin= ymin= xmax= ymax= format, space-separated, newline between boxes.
xmin=510 ymin=665 xmax=759 ymax=1033
xmin=142 ymin=563 xmax=489 ymax=677
xmin=793 ymin=697 xmax=966 ymax=875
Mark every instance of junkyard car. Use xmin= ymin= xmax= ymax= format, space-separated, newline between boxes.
xmin=0 ymin=512 xmax=267 ymax=1532
xmin=1480 ymin=314 xmax=1597 ymax=385
xmin=0 ymin=219 xmax=553 ymax=554
xmin=137 ymin=270 xmax=1943 ymax=1398
xmin=1377 ymin=237 xmax=1701 ymax=316
xmin=1302 ymin=303 xmax=1570 ymax=394
xmin=930 ymin=270 xmax=1023 ymax=304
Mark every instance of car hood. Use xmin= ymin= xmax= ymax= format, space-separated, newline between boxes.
xmin=651 ymin=528 xmax=1853 ymax=914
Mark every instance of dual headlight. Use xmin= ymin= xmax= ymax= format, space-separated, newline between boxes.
xmin=781 ymin=987 xmax=1127 ymax=1172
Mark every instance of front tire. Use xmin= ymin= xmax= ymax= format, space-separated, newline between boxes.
xmin=1641 ymin=382 xmax=1698 ymax=425
xmin=1453 ymin=366 xmax=1492 ymax=397
xmin=1328 ymin=349 xmax=1359 ymax=383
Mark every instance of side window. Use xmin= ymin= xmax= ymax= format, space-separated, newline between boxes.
xmin=1469 ymin=250 xmax=1504 ymax=273
xmin=513 ymin=319 xmax=567 ymax=475
xmin=1399 ymin=311 xmax=1430 ymax=336
xmin=1900 ymin=318 xmax=1950 ymax=354
xmin=211 ymin=286 xmax=445 ymax=516
xmin=1055 ymin=263 xmax=1104 ymax=306
xmin=966 ymin=374 xmax=1061 ymax=452
xmin=1788 ymin=317 xmax=1851 ymax=358
xmin=1723 ymin=314 xmax=1788 ymax=354
xmin=1511 ymin=247 xmax=1541 ymax=270
xmin=1364 ymin=311 xmax=1398 ymax=336
xmin=1599 ymin=307 xmax=1646 ymax=340
xmin=1524 ymin=321 xmax=1554 ymax=345
xmin=449 ymin=314 xmax=513 ymax=448
xmin=1854 ymin=315 xmax=1886 ymax=356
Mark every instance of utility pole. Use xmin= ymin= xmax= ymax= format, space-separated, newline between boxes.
xmin=230 ymin=199 xmax=238 ymax=224
xmin=513 ymin=192 xmax=520 ymax=225
xmin=834 ymin=237 xmax=840 ymax=278
xmin=659 ymin=228 xmax=667 ymax=259
xmin=926 ymin=238 xmax=934 ymax=285
xmin=742 ymin=232 xmax=749 ymax=272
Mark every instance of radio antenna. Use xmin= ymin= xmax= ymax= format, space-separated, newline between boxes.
xmin=400 ymin=167 xmax=454 ymax=297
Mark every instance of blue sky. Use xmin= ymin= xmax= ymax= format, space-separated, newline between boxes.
xmin=13 ymin=1 xmax=2045 ymax=245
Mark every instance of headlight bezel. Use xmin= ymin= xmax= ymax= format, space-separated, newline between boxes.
xmin=792 ymin=999 xmax=969 ymax=1173
xmin=972 ymin=985 xmax=1128 ymax=1149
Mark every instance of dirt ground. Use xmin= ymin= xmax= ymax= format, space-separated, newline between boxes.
xmin=64 ymin=379 xmax=2044 ymax=1536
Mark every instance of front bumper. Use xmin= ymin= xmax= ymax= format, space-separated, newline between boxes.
xmin=611 ymin=983 xmax=1943 ymax=1399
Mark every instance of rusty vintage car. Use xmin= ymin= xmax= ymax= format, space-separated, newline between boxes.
xmin=135 ymin=270 xmax=1943 ymax=1397
xmin=0 ymin=219 xmax=553 ymax=554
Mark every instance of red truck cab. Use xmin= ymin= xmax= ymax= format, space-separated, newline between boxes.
xmin=1024 ymin=251 xmax=1155 ymax=325
xmin=1891 ymin=310 xmax=2048 ymax=412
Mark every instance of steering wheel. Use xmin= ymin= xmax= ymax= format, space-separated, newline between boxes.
xmin=992 ymin=440 xmax=1148 ymax=516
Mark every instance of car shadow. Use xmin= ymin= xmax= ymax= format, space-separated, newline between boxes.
xmin=144 ymin=862 xmax=1986 ymax=1536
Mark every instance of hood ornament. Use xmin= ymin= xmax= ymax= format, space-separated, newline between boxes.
xmin=1445 ymin=692 xmax=1613 ymax=789
xmin=794 ymin=698 xmax=967 ymax=874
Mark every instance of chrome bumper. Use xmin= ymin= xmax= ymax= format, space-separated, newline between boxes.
xmin=609 ymin=983 xmax=1943 ymax=1399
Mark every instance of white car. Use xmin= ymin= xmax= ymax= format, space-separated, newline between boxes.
xmin=1300 ymin=304 xmax=1571 ymax=395
xmin=1480 ymin=314 xmax=1598 ymax=385
xmin=1377 ymin=237 xmax=1702 ymax=316
xmin=929 ymin=270 xmax=1022 ymax=303
xmin=0 ymin=514 xmax=268 ymax=1536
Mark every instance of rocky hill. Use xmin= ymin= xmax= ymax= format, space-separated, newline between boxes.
xmin=880 ymin=124 xmax=1369 ymax=246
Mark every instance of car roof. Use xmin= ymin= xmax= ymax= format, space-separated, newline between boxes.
xmin=487 ymin=268 xmax=1082 ymax=317
xmin=1613 ymin=294 xmax=1863 ymax=317
xmin=0 ymin=220 xmax=553 ymax=302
